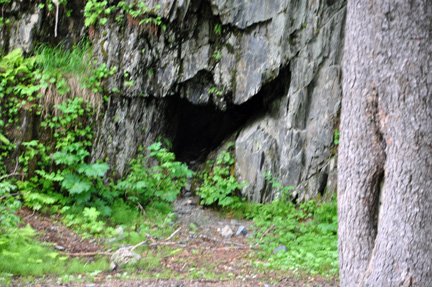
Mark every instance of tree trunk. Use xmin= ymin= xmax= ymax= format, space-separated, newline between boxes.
xmin=338 ymin=1 xmax=432 ymax=286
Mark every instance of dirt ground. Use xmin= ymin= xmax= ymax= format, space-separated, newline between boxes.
xmin=13 ymin=195 xmax=339 ymax=287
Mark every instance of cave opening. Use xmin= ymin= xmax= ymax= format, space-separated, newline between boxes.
xmin=168 ymin=66 xmax=291 ymax=167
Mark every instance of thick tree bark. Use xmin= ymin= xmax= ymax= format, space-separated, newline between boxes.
xmin=338 ymin=1 xmax=432 ymax=286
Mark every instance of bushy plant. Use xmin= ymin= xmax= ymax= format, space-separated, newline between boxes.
xmin=196 ymin=143 xmax=246 ymax=208
xmin=0 ymin=180 xmax=21 ymax=228
xmin=116 ymin=142 xmax=194 ymax=207
xmin=0 ymin=49 xmax=41 ymax=129
xmin=85 ymin=0 xmax=166 ymax=30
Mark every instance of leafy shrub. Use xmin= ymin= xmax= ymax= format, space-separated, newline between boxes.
xmin=84 ymin=0 xmax=165 ymax=29
xmin=0 ymin=180 xmax=21 ymax=228
xmin=116 ymin=142 xmax=194 ymax=207
xmin=0 ymin=49 xmax=41 ymax=130
xmin=197 ymin=143 xmax=246 ymax=208
xmin=61 ymin=206 xmax=115 ymax=237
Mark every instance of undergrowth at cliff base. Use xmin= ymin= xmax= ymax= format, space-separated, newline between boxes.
xmin=197 ymin=147 xmax=338 ymax=276
xmin=0 ymin=46 xmax=338 ymax=284
xmin=246 ymin=199 xmax=338 ymax=276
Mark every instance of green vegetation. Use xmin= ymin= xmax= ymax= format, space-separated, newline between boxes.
xmin=196 ymin=145 xmax=338 ymax=276
xmin=334 ymin=129 xmax=340 ymax=145
xmin=197 ymin=143 xmax=246 ymax=208
xmin=84 ymin=0 xmax=165 ymax=30
xmin=214 ymin=24 xmax=222 ymax=35
xmin=0 ymin=46 xmax=189 ymax=280
xmin=0 ymin=42 xmax=338 ymax=284
xmin=0 ymin=225 xmax=108 ymax=276
xmin=35 ymin=42 xmax=92 ymax=77
xmin=246 ymin=199 xmax=338 ymax=276
xmin=116 ymin=142 xmax=194 ymax=207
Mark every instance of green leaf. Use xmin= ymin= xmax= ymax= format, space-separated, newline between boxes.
xmin=61 ymin=174 xmax=92 ymax=194
xmin=77 ymin=163 xmax=109 ymax=177
xmin=35 ymin=170 xmax=64 ymax=182
xmin=52 ymin=151 xmax=80 ymax=165
xmin=0 ymin=133 xmax=10 ymax=145
xmin=83 ymin=207 xmax=100 ymax=221
xmin=99 ymin=17 xmax=108 ymax=25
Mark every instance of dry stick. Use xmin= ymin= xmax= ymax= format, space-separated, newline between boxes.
xmin=1 ymin=157 xmax=24 ymax=182
xmin=148 ymin=242 xmax=185 ymax=247
xmin=166 ymin=227 xmax=181 ymax=241
xmin=215 ymin=246 xmax=254 ymax=251
xmin=61 ymin=251 xmax=113 ymax=257
xmin=24 ymin=208 xmax=36 ymax=220
xmin=260 ymin=224 xmax=274 ymax=243
xmin=137 ymin=202 xmax=146 ymax=217
xmin=0 ymin=173 xmax=24 ymax=181
xmin=130 ymin=240 xmax=149 ymax=251
xmin=196 ymin=245 xmax=255 ymax=251
xmin=13 ymin=155 xmax=19 ymax=173
xmin=131 ymin=228 xmax=181 ymax=251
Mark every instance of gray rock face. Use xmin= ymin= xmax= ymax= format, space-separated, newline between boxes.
xmin=235 ymin=2 xmax=345 ymax=202
xmin=91 ymin=0 xmax=345 ymax=201
xmin=8 ymin=9 xmax=41 ymax=53
xmin=2 ymin=2 xmax=85 ymax=52
xmin=89 ymin=0 xmax=346 ymax=201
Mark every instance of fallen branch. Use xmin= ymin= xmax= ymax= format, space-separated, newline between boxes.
xmin=0 ymin=173 xmax=24 ymax=181
xmin=149 ymin=242 xmax=186 ymax=247
xmin=166 ymin=227 xmax=181 ymax=241
xmin=130 ymin=239 xmax=149 ymax=251
xmin=260 ymin=224 xmax=274 ymax=242
xmin=0 ymin=192 xmax=22 ymax=200
xmin=215 ymin=245 xmax=256 ymax=250
xmin=61 ymin=251 xmax=113 ymax=257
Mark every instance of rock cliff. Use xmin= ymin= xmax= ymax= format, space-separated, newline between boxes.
xmin=2 ymin=0 xmax=346 ymax=202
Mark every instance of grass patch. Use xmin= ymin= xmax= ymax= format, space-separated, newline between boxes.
xmin=34 ymin=41 xmax=92 ymax=77
xmin=0 ymin=225 xmax=109 ymax=277
xmin=244 ymin=199 xmax=338 ymax=276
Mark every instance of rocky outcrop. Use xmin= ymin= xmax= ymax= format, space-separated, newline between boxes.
xmin=1 ymin=0 xmax=86 ymax=52
xmin=235 ymin=2 xmax=345 ymax=201
xmin=2 ymin=0 xmax=346 ymax=202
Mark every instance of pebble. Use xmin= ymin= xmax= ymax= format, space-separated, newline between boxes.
xmin=273 ymin=245 xmax=287 ymax=254
xmin=236 ymin=225 xmax=248 ymax=236
xmin=220 ymin=225 xmax=234 ymax=238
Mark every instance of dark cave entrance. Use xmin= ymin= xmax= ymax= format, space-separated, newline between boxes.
xmin=168 ymin=66 xmax=290 ymax=166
